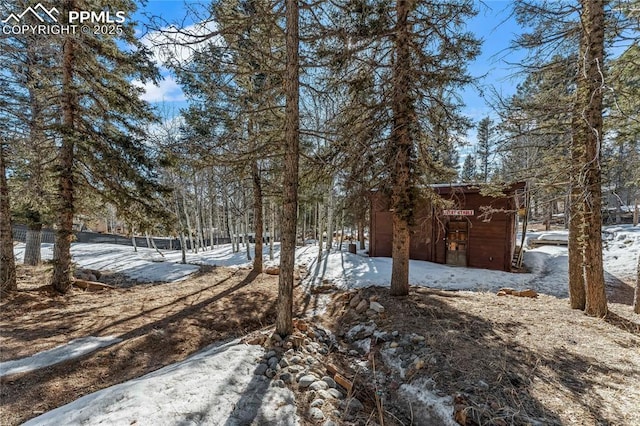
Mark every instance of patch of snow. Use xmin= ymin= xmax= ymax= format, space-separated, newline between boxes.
xmin=23 ymin=340 xmax=298 ymax=426
xmin=352 ymin=338 xmax=371 ymax=354
xmin=380 ymin=347 xmax=407 ymax=379
xmin=0 ymin=336 xmax=122 ymax=378
xmin=398 ymin=378 xmax=459 ymax=426
xmin=535 ymin=233 xmax=569 ymax=242
xmin=346 ymin=323 xmax=377 ymax=341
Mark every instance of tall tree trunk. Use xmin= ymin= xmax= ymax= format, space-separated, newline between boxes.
xmin=358 ymin=219 xmax=365 ymax=250
xmin=568 ymin=165 xmax=586 ymax=309
xmin=326 ymin=186 xmax=335 ymax=251
xmin=317 ymin=201 xmax=325 ymax=262
xmin=131 ymin=226 xmax=137 ymax=252
xmin=301 ymin=205 xmax=306 ymax=246
xmin=338 ymin=207 xmax=345 ymax=250
xmin=269 ymin=200 xmax=275 ymax=261
xmin=224 ymin=196 xmax=233 ymax=250
xmin=276 ymin=0 xmax=299 ymax=337
xmin=24 ymin=223 xmax=42 ymax=266
xmin=0 ymin=142 xmax=17 ymax=293
xmin=389 ymin=0 xmax=413 ymax=297
xmin=174 ymin=191 xmax=187 ymax=264
xmin=634 ymin=254 xmax=639 ymax=314
xmin=576 ymin=0 xmax=607 ymax=317
xmin=209 ymin=195 xmax=215 ymax=250
xmin=244 ymin=198 xmax=252 ymax=261
xmin=252 ymin=159 xmax=263 ymax=272
xmin=182 ymin=192 xmax=196 ymax=254
xmin=52 ymin=22 xmax=77 ymax=293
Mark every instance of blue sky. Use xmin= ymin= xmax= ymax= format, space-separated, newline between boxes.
xmin=133 ymin=1 xmax=530 ymax=151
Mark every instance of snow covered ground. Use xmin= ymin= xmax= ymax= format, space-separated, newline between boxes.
xmin=9 ymin=224 xmax=639 ymax=425
xmin=21 ymin=340 xmax=298 ymax=426
xmin=13 ymin=224 xmax=639 ymax=295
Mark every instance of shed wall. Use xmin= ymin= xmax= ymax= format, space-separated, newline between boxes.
xmin=369 ymin=187 xmax=520 ymax=272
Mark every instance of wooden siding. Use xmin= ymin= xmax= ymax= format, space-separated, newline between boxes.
xmin=369 ymin=184 xmax=523 ymax=272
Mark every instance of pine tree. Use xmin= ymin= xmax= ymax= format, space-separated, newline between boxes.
xmin=275 ymin=0 xmax=299 ymax=337
xmin=0 ymin=1 xmax=58 ymax=267
xmin=573 ymin=0 xmax=607 ymax=317
xmin=460 ymin=154 xmax=476 ymax=183
xmin=0 ymin=140 xmax=17 ymax=293
xmin=635 ymin=253 xmax=639 ymax=314
xmin=326 ymin=0 xmax=479 ymax=296
xmin=174 ymin=0 xmax=285 ymax=272
xmin=51 ymin=0 xmax=162 ymax=293
xmin=476 ymin=117 xmax=494 ymax=182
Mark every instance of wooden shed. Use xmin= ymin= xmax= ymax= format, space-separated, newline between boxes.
xmin=369 ymin=183 xmax=526 ymax=272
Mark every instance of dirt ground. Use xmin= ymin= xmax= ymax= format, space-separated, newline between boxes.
xmin=325 ymin=287 xmax=640 ymax=426
xmin=1 ymin=264 xmax=639 ymax=426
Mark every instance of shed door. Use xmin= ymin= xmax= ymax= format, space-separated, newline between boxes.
xmin=446 ymin=220 xmax=468 ymax=267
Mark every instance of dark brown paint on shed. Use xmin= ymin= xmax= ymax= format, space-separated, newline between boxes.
xmin=369 ymin=183 xmax=525 ymax=272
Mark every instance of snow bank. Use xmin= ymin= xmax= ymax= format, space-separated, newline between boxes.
xmin=0 ymin=336 xmax=122 ymax=378
xmin=23 ymin=340 xmax=298 ymax=426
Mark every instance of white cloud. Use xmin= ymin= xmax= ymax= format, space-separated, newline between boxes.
xmin=134 ymin=75 xmax=185 ymax=103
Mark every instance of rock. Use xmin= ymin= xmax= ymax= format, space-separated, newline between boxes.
xmin=317 ymin=389 xmax=334 ymax=400
xmin=265 ymin=350 xmax=277 ymax=359
xmin=410 ymin=334 xmax=426 ymax=344
xmin=265 ymin=266 xmax=280 ymax=275
xmin=271 ymin=333 xmax=283 ymax=343
xmin=370 ymin=301 xmax=385 ymax=313
xmin=322 ymin=388 xmax=344 ymax=399
xmin=322 ymin=376 xmax=336 ymax=388
xmin=478 ymin=380 xmax=489 ymax=390
xmin=298 ymin=374 xmax=317 ymax=388
xmin=310 ymin=398 xmax=324 ymax=408
xmin=265 ymin=368 xmax=276 ymax=379
xmin=345 ymin=323 xmax=376 ymax=341
xmin=271 ymin=379 xmax=285 ymax=388
xmin=340 ymin=398 xmax=364 ymax=413
xmin=323 ymin=421 xmax=338 ymax=426
xmin=373 ymin=331 xmax=391 ymax=343
xmin=288 ymin=365 xmax=303 ymax=374
xmin=327 ymin=388 xmax=344 ymax=399
xmin=413 ymin=358 xmax=425 ymax=370
xmin=268 ymin=356 xmax=279 ymax=369
xmin=355 ymin=299 xmax=368 ymax=313
xmin=310 ymin=380 xmax=329 ymax=391
xmin=308 ymin=407 xmax=325 ymax=421
xmin=279 ymin=372 xmax=293 ymax=384
xmin=290 ymin=355 xmax=302 ymax=364
xmin=279 ymin=357 xmax=290 ymax=368
xmin=390 ymin=341 xmax=399 ymax=348
xmin=349 ymin=293 xmax=362 ymax=308
xmin=254 ymin=363 xmax=269 ymax=376
xmin=353 ymin=338 xmax=371 ymax=355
